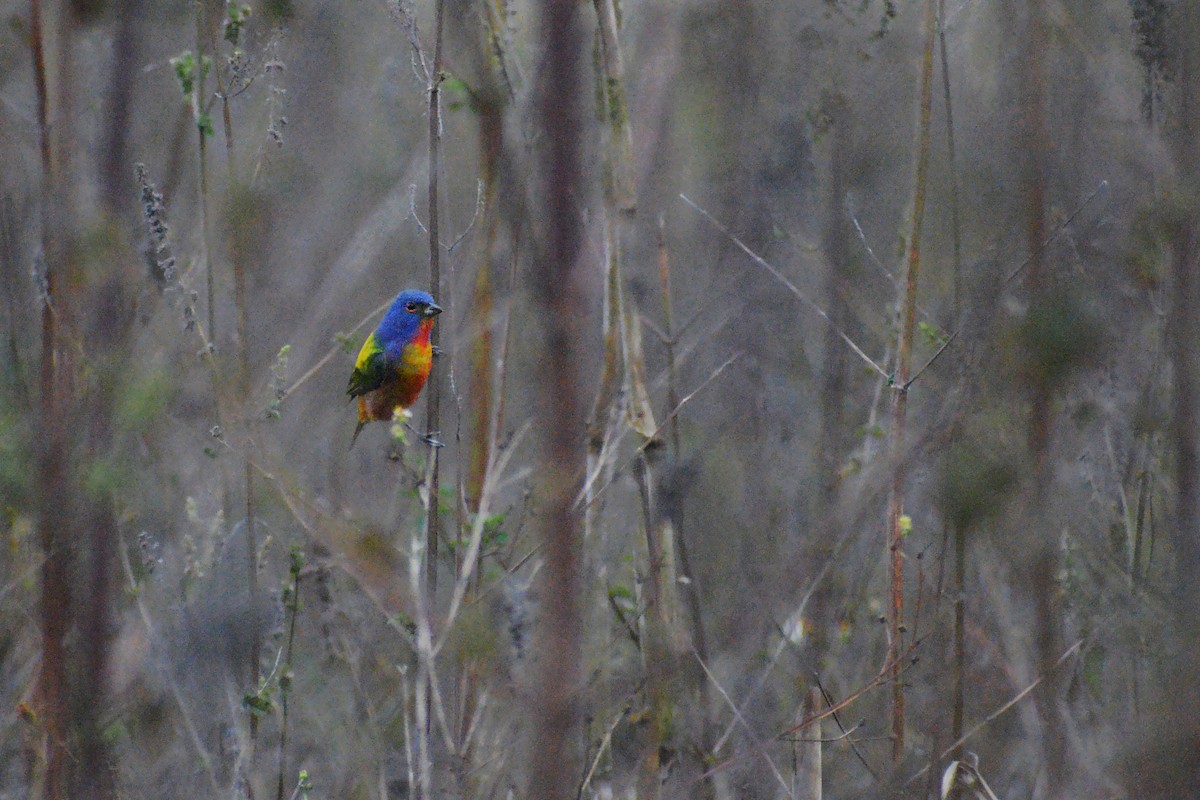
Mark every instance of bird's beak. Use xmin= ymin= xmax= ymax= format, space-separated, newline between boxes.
xmin=424 ymin=303 xmax=443 ymax=318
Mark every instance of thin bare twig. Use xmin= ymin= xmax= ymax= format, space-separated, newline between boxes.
xmin=694 ymin=652 xmax=791 ymax=795
xmin=435 ymin=423 xmax=532 ymax=654
xmin=577 ymin=353 xmax=742 ymax=509
xmin=386 ymin=0 xmax=431 ymax=81
xmin=117 ymin=544 xmax=221 ymax=794
xmin=696 ymin=642 xmax=925 ymax=787
xmin=681 ymin=193 xmax=888 ymax=379
xmin=846 ymin=199 xmax=891 ymax=279
xmin=279 ymin=299 xmax=393 ymax=402
xmin=406 ymin=530 xmax=456 ymax=796
xmin=815 ymin=679 xmax=878 ymax=779
xmin=937 ymin=0 xmax=963 ymax=319
xmin=1003 ymin=179 xmax=1109 ymax=287
xmin=843 ymin=198 xmax=939 ymax=326
xmin=399 ymin=666 xmax=417 ymax=799
xmin=407 ymin=180 xmax=486 ymax=253
xmin=905 ymin=640 xmax=1084 ymax=785
xmin=894 ymin=178 xmax=1112 ymax=390
xmin=791 ymin=721 xmax=863 ymax=744
xmin=578 ymin=708 xmax=627 ymax=799
xmin=904 ymin=328 xmax=959 ymax=389
xmin=420 ymin=27 xmax=447 ymax=785
xmin=447 ymin=180 xmax=485 ymax=253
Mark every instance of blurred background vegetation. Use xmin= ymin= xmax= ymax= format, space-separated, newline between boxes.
xmin=0 ymin=0 xmax=1198 ymax=797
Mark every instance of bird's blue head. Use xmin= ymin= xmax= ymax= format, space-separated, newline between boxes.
xmin=376 ymin=289 xmax=442 ymax=350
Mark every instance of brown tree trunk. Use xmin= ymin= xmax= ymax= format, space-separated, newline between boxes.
xmin=528 ymin=1 xmax=588 ymax=797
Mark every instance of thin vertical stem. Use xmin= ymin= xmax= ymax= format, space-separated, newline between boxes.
xmin=465 ymin=130 xmax=498 ymax=512
xmin=195 ymin=2 xmax=215 ymax=342
xmin=886 ymin=0 xmax=937 ymax=763
xmin=276 ymin=552 xmax=303 ymax=800
xmin=936 ymin=0 xmax=962 ymax=322
xmin=633 ymin=456 xmax=666 ymax=800
xmin=101 ymin=0 xmax=141 ymax=210
xmin=1025 ymin=0 xmax=1050 ymax=470
xmin=796 ymin=688 xmax=822 ymax=800
xmin=424 ymin=0 xmax=445 ymax=603
xmin=938 ymin=1 xmax=966 ymax=784
xmin=656 ymin=221 xmax=715 ymax=796
xmin=421 ymin=2 xmax=446 ymax=796
xmin=218 ymin=28 xmax=262 ymax=746
xmin=656 ymin=220 xmax=681 ymax=457
xmin=30 ymin=0 xmax=50 ymax=180
xmin=192 ymin=10 xmax=237 ymax=690
xmin=819 ymin=95 xmax=849 ymax=506
xmin=592 ymin=0 xmax=636 ymax=214
xmin=30 ymin=2 xmax=68 ymax=796
xmin=1169 ymin=0 xmax=1200 ymax=623
xmin=951 ymin=522 xmax=965 ymax=786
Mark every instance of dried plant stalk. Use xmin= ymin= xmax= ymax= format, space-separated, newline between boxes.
xmin=886 ymin=0 xmax=938 ymax=762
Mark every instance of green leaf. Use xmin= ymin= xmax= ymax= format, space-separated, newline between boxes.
xmin=170 ymin=52 xmax=196 ymax=96
xmin=289 ymin=545 xmax=306 ymax=574
xmin=242 ymin=693 xmax=274 ymax=716
xmin=224 ymin=3 xmax=252 ymax=44
xmin=117 ymin=369 xmax=172 ymax=433
xmin=918 ymin=320 xmax=948 ymax=347
xmin=442 ymin=72 xmax=473 ymax=112
xmin=608 ymin=583 xmax=634 ymax=601
xmin=170 ymin=51 xmax=211 ymax=98
xmin=854 ymin=424 xmax=885 ymax=440
xmin=196 ymin=110 xmax=215 ymax=138
xmin=297 ymin=770 xmax=313 ymax=799
xmin=83 ymin=458 xmax=130 ymax=499
xmin=0 ymin=411 xmax=31 ymax=503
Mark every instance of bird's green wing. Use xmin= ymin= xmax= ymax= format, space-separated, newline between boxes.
xmin=347 ymin=333 xmax=388 ymax=398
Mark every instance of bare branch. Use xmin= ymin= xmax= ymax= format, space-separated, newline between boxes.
xmin=446 ymin=179 xmax=486 ymax=253
xmin=694 ymin=651 xmax=791 ymax=795
xmin=905 ymin=639 xmax=1084 ymax=786
xmin=385 ymin=0 xmax=431 ymax=81
xmin=578 ymin=708 xmax=627 ymax=798
xmin=903 ymin=328 xmax=959 ymax=389
xmin=435 ymin=423 xmax=532 ymax=654
xmin=681 ymin=193 xmax=888 ymax=379
xmin=578 ymin=353 xmax=743 ymax=509
xmin=279 ymin=298 xmax=393 ymax=401
xmin=1003 ymin=179 xmax=1109 ymax=287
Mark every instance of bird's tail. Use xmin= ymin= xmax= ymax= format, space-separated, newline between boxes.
xmin=349 ymin=396 xmax=369 ymax=450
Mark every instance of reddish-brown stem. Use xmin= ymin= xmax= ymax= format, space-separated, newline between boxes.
xmin=886 ymin=0 xmax=938 ymax=763
xmin=30 ymin=2 xmax=68 ymax=796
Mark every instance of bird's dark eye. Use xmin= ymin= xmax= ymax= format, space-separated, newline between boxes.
xmin=405 ymin=301 xmax=418 ymax=312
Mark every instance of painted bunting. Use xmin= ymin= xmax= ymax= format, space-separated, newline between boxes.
xmin=347 ymin=289 xmax=442 ymax=447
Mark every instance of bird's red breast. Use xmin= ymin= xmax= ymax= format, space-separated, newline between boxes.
xmin=357 ymin=317 xmax=434 ymax=423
